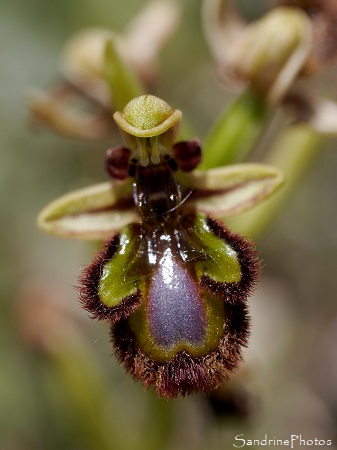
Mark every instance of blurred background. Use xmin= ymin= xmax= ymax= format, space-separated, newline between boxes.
xmin=1 ymin=0 xmax=337 ymax=449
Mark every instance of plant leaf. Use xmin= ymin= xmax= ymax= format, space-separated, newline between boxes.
xmin=37 ymin=180 xmax=138 ymax=240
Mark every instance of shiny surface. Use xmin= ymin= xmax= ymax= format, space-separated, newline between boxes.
xmin=99 ymin=151 xmax=242 ymax=361
xmin=148 ymin=247 xmax=206 ymax=348
xmin=124 ymin=214 xmax=235 ymax=361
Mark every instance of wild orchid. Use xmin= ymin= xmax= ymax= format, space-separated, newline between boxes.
xmin=38 ymin=94 xmax=284 ymax=397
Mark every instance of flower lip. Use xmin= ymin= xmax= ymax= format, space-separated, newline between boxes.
xmin=78 ymin=212 xmax=260 ymax=397
xmin=113 ymin=94 xmax=182 ymax=137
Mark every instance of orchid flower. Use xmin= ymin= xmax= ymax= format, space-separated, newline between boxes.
xmin=38 ymin=95 xmax=284 ymax=397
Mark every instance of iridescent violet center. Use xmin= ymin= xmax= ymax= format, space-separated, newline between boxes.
xmin=148 ymin=247 xmax=207 ymax=349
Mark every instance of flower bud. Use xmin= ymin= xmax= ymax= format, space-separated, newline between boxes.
xmin=224 ymin=8 xmax=312 ymax=103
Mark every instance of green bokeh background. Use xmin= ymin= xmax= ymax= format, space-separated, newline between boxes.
xmin=1 ymin=0 xmax=337 ymax=449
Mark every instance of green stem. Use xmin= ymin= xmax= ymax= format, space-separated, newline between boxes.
xmin=201 ymin=89 xmax=269 ymax=169
xmin=226 ymin=124 xmax=323 ymax=238
xmin=144 ymin=394 xmax=176 ymax=450
xmin=50 ymin=329 xmax=128 ymax=450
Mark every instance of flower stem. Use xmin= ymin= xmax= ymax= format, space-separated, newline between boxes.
xmin=227 ymin=124 xmax=323 ymax=238
xmin=50 ymin=329 xmax=129 ymax=450
xmin=201 ymin=89 xmax=269 ymax=169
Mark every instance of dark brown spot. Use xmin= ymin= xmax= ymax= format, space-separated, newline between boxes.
xmin=206 ymin=382 xmax=259 ymax=419
xmin=105 ymin=147 xmax=131 ymax=180
xmin=172 ymin=139 xmax=202 ymax=172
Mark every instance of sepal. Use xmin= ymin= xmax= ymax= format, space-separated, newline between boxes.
xmin=37 ymin=180 xmax=137 ymax=239
xmin=27 ymin=88 xmax=109 ymax=139
xmin=178 ymin=163 xmax=285 ymax=216
xmin=284 ymin=92 xmax=337 ymax=135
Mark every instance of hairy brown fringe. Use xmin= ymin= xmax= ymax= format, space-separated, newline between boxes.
xmin=78 ymin=234 xmax=141 ymax=323
xmin=80 ymin=214 xmax=259 ymax=397
xmin=111 ymin=300 xmax=250 ymax=398
xmin=200 ymin=216 xmax=261 ymax=303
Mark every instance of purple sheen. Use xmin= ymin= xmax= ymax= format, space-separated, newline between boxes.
xmin=148 ymin=248 xmax=207 ymax=349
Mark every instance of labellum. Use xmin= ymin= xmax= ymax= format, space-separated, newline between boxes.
xmin=38 ymin=95 xmax=284 ymax=398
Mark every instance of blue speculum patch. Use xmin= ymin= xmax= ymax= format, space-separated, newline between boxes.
xmin=122 ymin=213 xmax=240 ymax=361
xmin=148 ymin=248 xmax=207 ymax=348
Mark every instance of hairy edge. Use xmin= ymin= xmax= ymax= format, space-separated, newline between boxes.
xmin=200 ymin=216 xmax=261 ymax=302
xmin=78 ymin=234 xmax=141 ymax=323
xmin=111 ymin=301 xmax=250 ymax=398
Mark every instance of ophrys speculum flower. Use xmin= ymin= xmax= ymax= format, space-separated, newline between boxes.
xmin=38 ymin=95 xmax=284 ymax=397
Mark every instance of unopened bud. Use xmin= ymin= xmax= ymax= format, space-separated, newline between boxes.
xmin=228 ymin=8 xmax=312 ymax=103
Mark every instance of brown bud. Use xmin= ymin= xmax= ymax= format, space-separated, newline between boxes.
xmin=172 ymin=139 xmax=202 ymax=172
xmin=105 ymin=147 xmax=131 ymax=180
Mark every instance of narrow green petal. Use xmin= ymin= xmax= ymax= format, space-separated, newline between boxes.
xmin=37 ymin=180 xmax=138 ymax=240
xmin=179 ymin=163 xmax=284 ymax=217
xmin=104 ymin=37 xmax=144 ymax=110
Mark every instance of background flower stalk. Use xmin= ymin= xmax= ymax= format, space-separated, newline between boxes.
xmin=201 ymin=8 xmax=313 ymax=170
